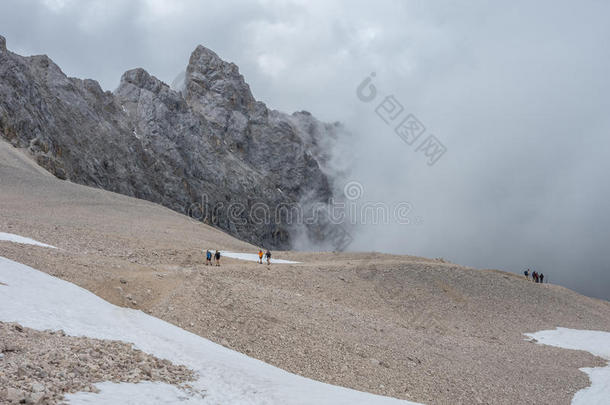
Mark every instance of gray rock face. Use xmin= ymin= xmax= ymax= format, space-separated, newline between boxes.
xmin=0 ymin=35 xmax=344 ymax=249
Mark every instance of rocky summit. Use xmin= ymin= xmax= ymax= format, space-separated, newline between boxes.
xmin=0 ymin=35 xmax=344 ymax=249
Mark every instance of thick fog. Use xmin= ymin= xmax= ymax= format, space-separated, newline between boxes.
xmin=1 ymin=0 xmax=609 ymax=300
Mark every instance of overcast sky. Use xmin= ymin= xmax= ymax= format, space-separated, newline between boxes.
xmin=2 ymin=0 xmax=609 ymax=300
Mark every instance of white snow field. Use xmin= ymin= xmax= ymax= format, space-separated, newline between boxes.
xmin=0 ymin=231 xmax=57 ymax=249
xmin=221 ymin=251 xmax=300 ymax=264
xmin=526 ymin=328 xmax=610 ymax=405
xmin=0 ymin=255 xmax=416 ymax=404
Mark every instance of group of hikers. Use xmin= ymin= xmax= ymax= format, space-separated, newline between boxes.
xmin=524 ymin=268 xmax=545 ymax=283
xmin=258 ymin=249 xmax=272 ymax=265
xmin=204 ymin=248 xmax=272 ymax=267
xmin=205 ymin=249 xmax=222 ymax=266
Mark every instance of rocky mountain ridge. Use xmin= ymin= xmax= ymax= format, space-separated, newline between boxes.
xmin=0 ymin=35 xmax=344 ymax=249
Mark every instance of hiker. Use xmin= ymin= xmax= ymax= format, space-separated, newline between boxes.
xmin=265 ymin=249 xmax=271 ymax=265
xmin=214 ymin=250 xmax=221 ymax=266
xmin=206 ymin=249 xmax=212 ymax=266
xmin=524 ymin=269 xmax=529 ymax=280
xmin=258 ymin=249 xmax=264 ymax=264
xmin=533 ymin=271 xmax=539 ymax=283
xmin=539 ymin=273 xmax=544 ymax=283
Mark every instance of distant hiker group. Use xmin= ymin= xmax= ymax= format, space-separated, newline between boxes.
xmin=204 ymin=248 xmax=272 ymax=267
xmin=205 ymin=249 xmax=221 ymax=266
xmin=524 ymin=268 xmax=545 ymax=283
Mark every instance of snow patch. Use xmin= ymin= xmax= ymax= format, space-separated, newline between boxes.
xmin=0 ymin=232 xmax=57 ymax=249
xmin=221 ymin=251 xmax=300 ymax=264
xmin=525 ymin=328 xmax=610 ymax=404
xmin=66 ymin=381 xmax=205 ymax=404
xmin=0 ymin=256 xmax=416 ymax=404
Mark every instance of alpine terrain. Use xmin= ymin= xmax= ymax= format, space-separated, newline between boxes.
xmin=1 ymin=35 xmax=610 ymax=405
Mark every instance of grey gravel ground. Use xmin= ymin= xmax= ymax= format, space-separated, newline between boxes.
xmin=0 ymin=322 xmax=195 ymax=404
xmin=1 ymin=139 xmax=610 ymax=404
